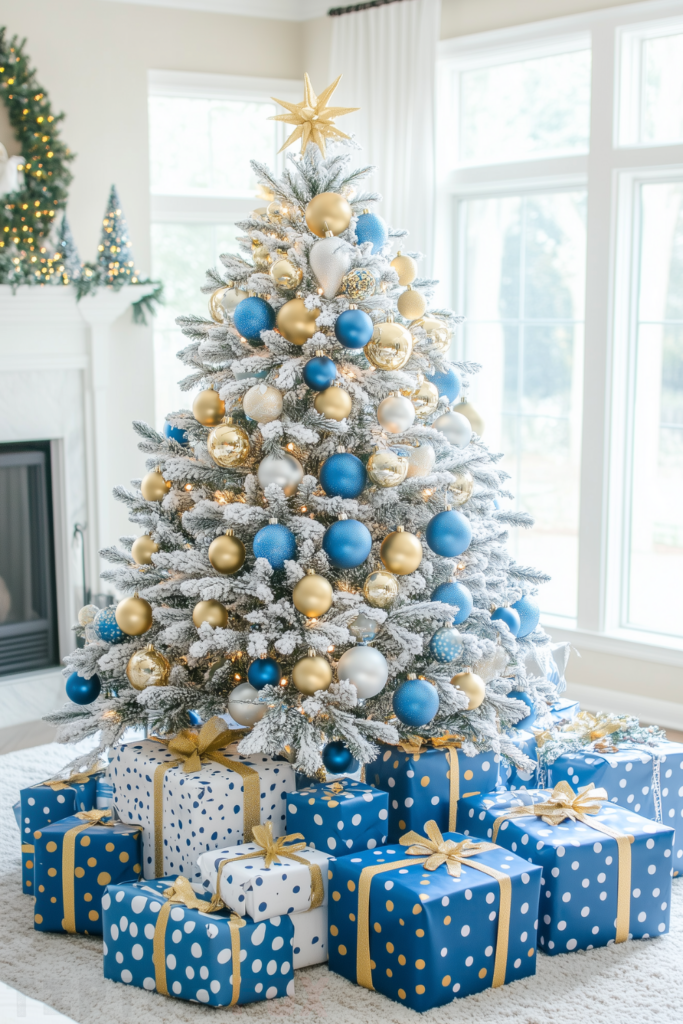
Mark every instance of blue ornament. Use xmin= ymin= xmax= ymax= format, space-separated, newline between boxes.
xmin=322 ymin=740 xmax=358 ymax=775
xmin=322 ymin=518 xmax=372 ymax=569
xmin=248 ymin=656 xmax=282 ymax=690
xmin=393 ymin=677 xmax=440 ymax=727
xmin=431 ymin=581 xmax=473 ymax=625
xmin=334 ymin=308 xmax=373 ymax=349
xmin=94 ymin=606 xmax=124 ymax=644
xmin=233 ymin=296 xmax=275 ymax=341
xmin=512 ymin=595 xmax=540 ymax=638
xmin=425 ymin=364 xmax=461 ymax=403
xmin=253 ymin=523 xmax=297 ymax=569
xmin=66 ymin=671 xmax=101 ymax=705
xmin=163 ymin=422 xmax=189 ymax=446
xmin=491 ymin=606 xmax=521 ymax=637
xmin=425 ymin=508 xmax=472 ymax=557
xmin=303 ymin=354 xmax=337 ymax=391
xmin=507 ymin=689 xmax=536 ymax=729
xmin=188 ymin=710 xmax=203 ymax=726
xmin=429 ymin=625 xmax=463 ymax=662
xmin=355 ymin=211 xmax=388 ymax=253
xmin=319 ymin=452 xmax=367 ymax=499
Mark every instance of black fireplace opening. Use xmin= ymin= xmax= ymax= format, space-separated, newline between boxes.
xmin=0 ymin=441 xmax=59 ymax=676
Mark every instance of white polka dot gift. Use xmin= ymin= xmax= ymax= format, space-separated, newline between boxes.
xmin=631 ymin=738 xmax=683 ymax=875
xmin=285 ymin=778 xmax=389 ymax=854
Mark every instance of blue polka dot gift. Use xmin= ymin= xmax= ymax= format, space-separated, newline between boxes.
xmin=456 ymin=782 xmax=674 ymax=955
xmin=549 ymin=697 xmax=580 ymax=726
xmin=108 ymin=717 xmax=294 ymax=883
xmin=328 ymin=820 xmax=542 ymax=1011
xmin=286 ymin=778 xmax=389 ymax=855
xmin=102 ymin=874 xmax=294 ymax=1006
xmin=33 ymin=809 xmax=142 ymax=935
xmin=545 ymin=739 xmax=656 ymax=818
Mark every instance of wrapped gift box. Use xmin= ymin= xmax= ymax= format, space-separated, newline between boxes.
xmin=498 ymin=731 xmax=538 ymax=792
xmin=103 ymin=876 xmax=294 ymax=1006
xmin=638 ymin=739 xmax=683 ymax=876
xmin=457 ymin=786 xmax=673 ymax=955
xmin=286 ymin=779 xmax=388 ymax=854
xmin=549 ymin=698 xmax=580 ymax=725
xmin=33 ymin=811 xmax=142 ymax=934
xmin=546 ymin=746 xmax=655 ymax=818
xmin=368 ymin=742 xmax=500 ymax=842
xmin=328 ymin=827 xmax=542 ymax=1011
xmin=292 ymin=906 xmax=327 ymax=968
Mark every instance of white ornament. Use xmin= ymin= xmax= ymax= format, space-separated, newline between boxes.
xmin=433 ymin=410 xmax=472 ymax=448
xmin=377 ymin=394 xmax=416 ymax=435
xmin=309 ymin=235 xmax=353 ymax=299
xmin=243 ymin=383 xmax=283 ymax=423
xmin=257 ymin=452 xmax=304 ymax=495
xmin=336 ymin=645 xmax=389 ymax=698
xmin=406 ymin=442 xmax=436 ymax=479
xmin=227 ymin=682 xmax=267 ymax=726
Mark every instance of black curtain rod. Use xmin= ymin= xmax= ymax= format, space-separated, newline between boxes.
xmin=328 ymin=0 xmax=407 ymax=16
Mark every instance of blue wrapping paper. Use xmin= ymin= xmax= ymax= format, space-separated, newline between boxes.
xmin=549 ymin=698 xmax=580 ymax=725
xmin=498 ymin=731 xmax=538 ymax=791
xmin=103 ymin=876 xmax=294 ymax=1006
xmin=457 ymin=789 xmax=674 ymax=955
xmin=286 ymin=779 xmax=388 ymax=854
xmin=547 ymin=746 xmax=655 ymax=818
xmin=19 ymin=774 xmax=100 ymax=893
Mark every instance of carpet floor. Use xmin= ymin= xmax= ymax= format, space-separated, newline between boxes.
xmin=1 ymin=742 xmax=681 ymax=1024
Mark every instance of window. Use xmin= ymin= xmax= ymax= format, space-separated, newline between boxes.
xmin=618 ymin=21 xmax=683 ymax=146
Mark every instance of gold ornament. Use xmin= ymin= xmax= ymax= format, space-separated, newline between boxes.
xmin=363 ymin=569 xmax=399 ymax=608
xmin=314 ymin=384 xmax=352 ymax=421
xmin=367 ymin=449 xmax=408 ymax=488
xmin=449 ymin=470 xmax=474 ymax=506
xmin=116 ymin=594 xmax=153 ymax=636
xmin=207 ymin=420 xmax=250 ymax=468
xmin=391 ymin=251 xmax=417 ymax=286
xmin=270 ymin=73 xmax=358 ymax=157
xmin=410 ymin=315 xmax=451 ymax=354
xmin=292 ymin=648 xmax=332 ymax=695
xmin=209 ymin=284 xmax=248 ymax=322
xmin=292 ymin=570 xmax=333 ymax=618
xmin=192 ymin=600 xmax=229 ymax=629
xmin=365 ymin=320 xmax=412 ymax=371
xmin=126 ymin=644 xmax=170 ymax=691
xmin=131 ymin=535 xmax=159 ymax=566
xmin=208 ymin=530 xmax=246 ymax=575
xmin=305 ymin=192 xmax=353 ymax=238
xmin=270 ymin=257 xmax=303 ymax=290
xmin=397 ymin=286 xmax=427 ymax=321
xmin=456 ymin=400 xmax=485 ymax=437
xmin=450 ymin=669 xmax=486 ymax=710
xmin=243 ymin=383 xmax=283 ymax=424
xmin=406 ymin=442 xmax=436 ymax=479
xmin=401 ymin=374 xmax=439 ymax=420
xmin=380 ymin=525 xmax=423 ymax=576
xmin=193 ymin=389 xmax=225 ymax=427
xmin=341 ymin=268 xmax=376 ymax=301
xmin=140 ymin=469 xmax=170 ymax=503
xmin=267 ymin=200 xmax=286 ymax=224
xmin=276 ymin=297 xmax=320 ymax=345
xmin=252 ymin=242 xmax=271 ymax=267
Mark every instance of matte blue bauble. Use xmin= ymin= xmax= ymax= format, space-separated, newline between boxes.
xmin=507 ymin=689 xmax=536 ymax=729
xmin=253 ymin=523 xmax=297 ymax=569
xmin=355 ymin=211 xmax=388 ymax=253
xmin=322 ymin=518 xmax=372 ymax=568
xmin=431 ymin=581 xmax=473 ymax=625
xmin=425 ymin=364 xmax=461 ymax=403
xmin=319 ymin=452 xmax=367 ymax=499
xmin=429 ymin=625 xmax=463 ymax=662
xmin=66 ymin=671 xmax=101 ymax=705
xmin=248 ymin=656 xmax=282 ymax=690
xmin=322 ymin=740 xmax=358 ymax=774
xmin=491 ymin=606 xmax=521 ymax=636
xmin=425 ymin=508 xmax=472 ymax=557
xmin=233 ymin=296 xmax=276 ymax=341
xmin=303 ymin=354 xmax=337 ymax=391
xmin=512 ymin=595 xmax=540 ymax=638
xmin=334 ymin=308 xmax=373 ymax=349
xmin=163 ymin=422 xmax=189 ymax=446
xmin=393 ymin=677 xmax=440 ymax=727
xmin=94 ymin=606 xmax=124 ymax=644
xmin=188 ymin=710 xmax=203 ymax=726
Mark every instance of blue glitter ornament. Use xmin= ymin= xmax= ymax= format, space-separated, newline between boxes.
xmin=322 ymin=740 xmax=358 ymax=775
xmin=431 ymin=580 xmax=473 ymax=625
xmin=319 ymin=452 xmax=367 ymax=499
xmin=512 ymin=595 xmax=540 ymax=638
xmin=247 ymin=656 xmax=282 ymax=690
xmin=322 ymin=518 xmax=372 ymax=569
xmin=491 ymin=606 xmax=521 ymax=637
xmin=507 ymin=689 xmax=536 ymax=729
xmin=188 ymin=710 xmax=203 ymax=726
xmin=253 ymin=522 xmax=297 ymax=569
xmin=334 ymin=308 xmax=373 ymax=349
xmin=355 ymin=211 xmax=388 ymax=253
xmin=425 ymin=508 xmax=472 ymax=557
xmin=429 ymin=625 xmax=463 ymax=662
xmin=94 ymin=606 xmax=124 ymax=644
xmin=163 ymin=422 xmax=189 ymax=446
xmin=303 ymin=354 xmax=337 ymax=391
xmin=393 ymin=677 xmax=440 ymax=727
xmin=233 ymin=296 xmax=275 ymax=341
xmin=66 ymin=671 xmax=101 ymax=705
xmin=425 ymin=364 xmax=461 ymax=403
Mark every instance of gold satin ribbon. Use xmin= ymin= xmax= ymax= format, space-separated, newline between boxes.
xmin=491 ymin=781 xmax=633 ymax=943
xmin=37 ymin=763 xmax=105 ymax=791
xmin=151 ymin=717 xmax=260 ymax=877
xmin=60 ymin=810 xmax=120 ymax=934
xmin=395 ymin=739 xmax=462 ymax=832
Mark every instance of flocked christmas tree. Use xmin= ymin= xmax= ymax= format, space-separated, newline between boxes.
xmin=52 ymin=214 xmax=81 ymax=284
xmin=94 ymin=184 xmax=139 ymax=284
xmin=51 ymin=76 xmax=561 ymax=778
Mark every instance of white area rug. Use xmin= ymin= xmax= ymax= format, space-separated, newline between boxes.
xmin=1 ymin=743 xmax=681 ymax=1024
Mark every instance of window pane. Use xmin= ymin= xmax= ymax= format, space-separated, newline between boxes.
xmin=459 ymin=49 xmax=591 ymax=166
xmin=642 ymin=33 xmax=683 ymax=145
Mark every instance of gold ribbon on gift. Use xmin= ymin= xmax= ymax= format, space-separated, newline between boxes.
xmin=395 ymin=738 xmax=462 ymax=831
xmin=536 ymin=711 xmax=631 ymax=752
xmin=355 ymin=820 xmax=510 ymax=992
xmin=491 ymin=781 xmax=634 ymax=943
xmin=152 ymin=875 xmax=245 ymax=1005
xmin=37 ymin=762 xmax=106 ymax=792
xmin=150 ymin=716 xmax=260 ymax=877
xmin=61 ymin=809 xmax=125 ymax=934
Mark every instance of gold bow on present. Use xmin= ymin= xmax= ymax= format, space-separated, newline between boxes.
xmin=74 ymin=809 xmax=117 ymax=826
xmin=162 ymin=874 xmax=227 ymax=914
xmin=399 ymin=820 xmax=499 ymax=878
xmin=38 ymin=763 xmax=105 ymax=791
xmin=163 ymin=717 xmax=245 ymax=773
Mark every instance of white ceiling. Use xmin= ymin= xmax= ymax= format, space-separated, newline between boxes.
xmin=99 ymin=0 xmax=332 ymax=20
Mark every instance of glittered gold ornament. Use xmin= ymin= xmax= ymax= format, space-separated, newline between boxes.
xmin=116 ymin=594 xmax=153 ymax=636
xmin=207 ymin=420 xmax=250 ymax=468
xmin=410 ymin=315 xmax=451 ymax=354
xmin=363 ymin=569 xmax=399 ymax=608
xmin=397 ymin=285 xmax=427 ymax=320
xmin=406 ymin=442 xmax=436 ymax=479
xmin=341 ymin=268 xmax=376 ymax=301
xmin=140 ymin=468 xmax=170 ymax=502
xmin=380 ymin=525 xmax=423 ymax=576
xmin=131 ymin=535 xmax=159 ymax=566
xmin=192 ymin=600 xmax=229 ymax=629
xmin=365 ymin=320 xmax=412 ymax=371
xmin=456 ymin=399 xmax=485 ymax=437
xmin=126 ymin=644 xmax=170 ymax=691
xmin=270 ymin=73 xmax=358 ymax=157
xmin=270 ymin=257 xmax=303 ymax=290
xmin=314 ymin=384 xmax=352 ymax=421
xmin=391 ymin=252 xmax=417 ymax=286
xmin=208 ymin=284 xmax=248 ymax=323
xmin=367 ymin=449 xmax=408 ymax=488
xmin=401 ymin=374 xmax=439 ymax=419
xmin=292 ymin=648 xmax=332 ymax=695
xmin=292 ymin=569 xmax=333 ymax=618
xmin=193 ymin=389 xmax=225 ymax=427
xmin=450 ymin=669 xmax=486 ymax=710
xmin=305 ymin=192 xmax=352 ymax=238
xmin=243 ymin=383 xmax=283 ymax=424
xmin=208 ymin=530 xmax=246 ymax=575
xmin=276 ymin=297 xmax=320 ymax=346
xmin=449 ymin=470 xmax=474 ymax=506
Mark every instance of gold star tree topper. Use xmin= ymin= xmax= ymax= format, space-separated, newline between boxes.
xmin=270 ymin=74 xmax=358 ymax=157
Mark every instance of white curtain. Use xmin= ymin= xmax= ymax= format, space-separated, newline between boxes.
xmin=330 ymin=0 xmax=441 ymax=272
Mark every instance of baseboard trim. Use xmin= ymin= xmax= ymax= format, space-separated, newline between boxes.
xmin=565 ymin=681 xmax=683 ymax=731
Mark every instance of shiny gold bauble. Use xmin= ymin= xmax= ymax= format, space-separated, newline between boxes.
xmin=193 ymin=389 xmax=226 ymax=427
xmin=192 ymin=599 xmax=229 ymax=629
xmin=131 ymin=535 xmax=159 ymax=566
xmin=292 ymin=570 xmax=333 ymax=618
xmin=251 ymin=206 xmax=268 ymax=219
xmin=450 ymin=669 xmax=486 ymax=710
xmin=314 ymin=385 xmax=352 ymax=421
xmin=449 ymin=470 xmax=474 ymax=506
xmin=397 ymin=286 xmax=427 ymax=320
xmin=341 ymin=268 xmax=376 ymax=301
xmin=367 ymin=449 xmax=408 ymax=488
xmin=252 ymin=242 xmax=271 ymax=267
xmin=292 ymin=651 xmax=333 ymax=695
xmin=208 ymin=530 xmax=246 ymax=575
xmin=207 ymin=421 xmax=250 ymax=468
xmin=267 ymin=200 xmax=286 ymax=223
xmin=391 ymin=252 xmax=418 ymax=286
xmin=380 ymin=526 xmax=423 ymax=576
xmin=126 ymin=644 xmax=170 ymax=691
xmin=401 ymin=375 xmax=439 ymax=420
xmin=305 ymin=192 xmax=352 ymax=238
xmin=209 ymin=284 xmax=249 ymax=323
xmin=276 ymin=298 xmax=320 ymax=346
xmin=365 ymin=321 xmax=412 ymax=371
xmin=270 ymin=257 xmax=303 ymax=291
xmin=140 ymin=470 xmax=170 ymax=503
xmin=363 ymin=569 xmax=399 ymax=608
xmin=410 ymin=315 xmax=451 ymax=354
xmin=116 ymin=595 xmax=154 ymax=636
xmin=456 ymin=400 xmax=485 ymax=437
